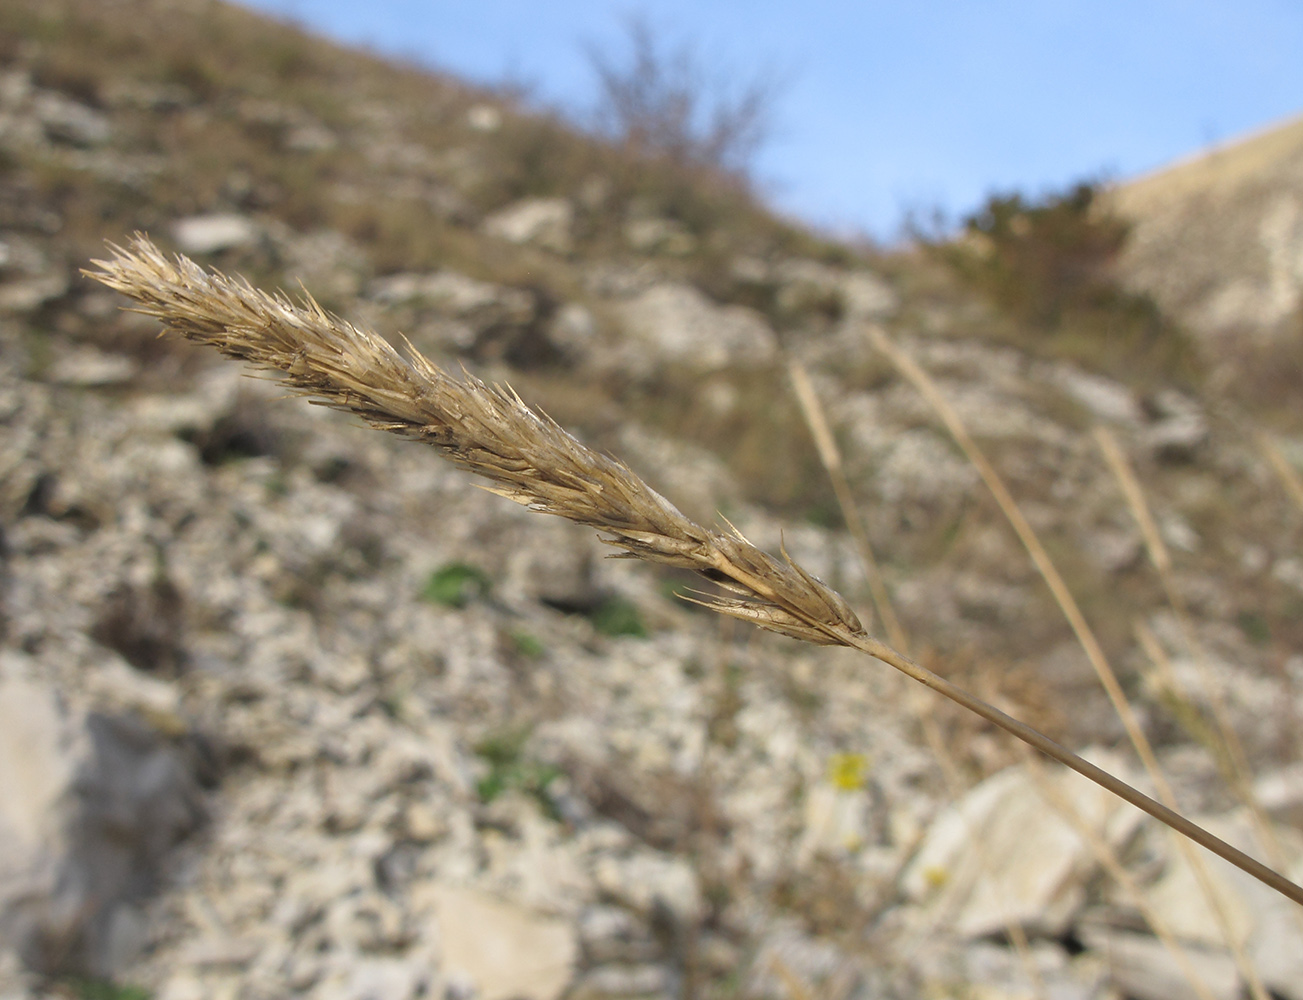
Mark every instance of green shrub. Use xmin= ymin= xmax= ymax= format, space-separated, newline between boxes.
xmin=943 ymin=181 xmax=1199 ymax=384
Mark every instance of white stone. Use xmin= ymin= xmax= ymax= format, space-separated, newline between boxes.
xmin=901 ymin=755 xmax=1143 ymax=939
xmin=839 ymin=271 xmax=898 ymax=318
xmin=0 ymin=273 xmax=68 ymax=313
xmin=773 ymin=258 xmax=897 ymax=319
xmin=593 ymin=852 xmax=702 ymax=924
xmin=1053 ymin=367 xmax=1142 ymax=424
xmin=624 ymin=217 xmax=696 ymax=256
xmin=0 ymin=676 xmax=79 ymax=858
xmin=616 ymin=282 xmax=777 ymax=373
xmin=47 ymin=348 xmax=139 ymax=387
xmin=367 ymin=270 xmax=533 ymax=323
xmin=483 ymin=198 xmax=573 ymax=252
xmin=467 ymin=104 xmax=502 ymax=132
xmin=0 ymin=668 xmax=202 ymax=976
xmin=1142 ymin=811 xmax=1303 ymax=1000
xmin=172 ymin=214 xmax=260 ymax=255
xmin=876 ymin=428 xmax=978 ymax=507
xmin=34 ymin=91 xmax=110 ymax=146
xmin=1079 ymin=926 xmax=1238 ymax=1000
xmin=575 ymin=963 xmax=670 ymax=996
xmin=284 ymin=122 xmax=337 ymax=153
xmin=422 ymin=885 xmax=576 ymax=1000
xmin=548 ymin=302 xmax=597 ymax=355
xmin=1254 ymin=763 xmax=1303 ymax=828
xmin=85 ymin=655 xmax=184 ymax=734
xmin=797 ymin=783 xmax=874 ymax=863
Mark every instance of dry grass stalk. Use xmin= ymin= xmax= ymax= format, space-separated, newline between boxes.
xmin=84 ymin=236 xmax=1303 ymax=910
xmin=788 ymin=360 xmax=905 ymax=650
xmin=1096 ymin=426 xmax=1258 ymax=786
xmin=1019 ymin=752 xmax=1222 ymax=1000
xmin=792 ymin=370 xmax=1216 ymax=1000
xmin=866 ymin=323 xmax=1300 ymax=958
xmin=865 ymin=324 xmax=1163 ymax=779
xmin=789 ymin=361 xmax=1045 ymax=998
xmin=868 ymin=324 xmax=1272 ymax=994
xmin=1258 ymin=431 xmax=1303 ymax=514
xmin=1096 ymin=426 xmax=1299 ymax=927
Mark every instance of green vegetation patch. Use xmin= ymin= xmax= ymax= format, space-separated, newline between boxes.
xmin=1236 ymin=610 xmax=1271 ymax=646
xmin=509 ymin=629 xmax=546 ymax=658
xmin=473 ymin=727 xmax=562 ymax=815
xmin=421 ymin=562 xmax=491 ymax=608
xmin=63 ymin=979 xmax=151 ymax=1000
xmin=588 ymin=594 xmax=648 ymax=638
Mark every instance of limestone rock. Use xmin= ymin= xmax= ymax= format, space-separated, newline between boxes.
xmin=593 ymin=851 xmax=702 ymax=925
xmin=47 ymin=347 xmax=139 ymax=387
xmin=467 ymin=104 xmax=502 ymax=133
xmin=484 ymin=198 xmax=573 ymax=252
xmin=773 ymin=258 xmax=897 ymax=320
xmin=901 ymin=755 xmax=1143 ymax=939
xmin=368 ymin=269 xmax=533 ymax=324
xmin=422 ymin=885 xmax=577 ymax=1000
xmin=1141 ymin=810 xmax=1303 ymax=1000
xmin=171 ymin=214 xmax=261 ymax=256
xmin=1078 ymin=926 xmax=1238 ymax=1000
xmin=1053 ymin=366 xmax=1142 ymax=424
xmin=796 ymin=781 xmax=878 ymax=864
xmin=1143 ymin=389 xmax=1208 ymax=461
xmin=0 ymin=273 xmax=68 ymax=314
xmin=0 ymin=670 xmax=204 ymax=978
xmin=615 ymin=282 xmax=777 ymax=373
xmin=33 ymin=91 xmax=111 ymax=147
xmin=1255 ymin=763 xmax=1303 ymax=829
xmin=624 ymin=216 xmax=696 ymax=256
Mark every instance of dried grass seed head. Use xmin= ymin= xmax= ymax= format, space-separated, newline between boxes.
xmin=85 ymin=235 xmax=864 ymax=644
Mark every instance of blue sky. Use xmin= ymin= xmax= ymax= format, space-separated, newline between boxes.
xmin=236 ymin=1 xmax=1303 ymax=240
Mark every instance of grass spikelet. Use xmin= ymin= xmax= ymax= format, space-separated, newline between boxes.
xmin=86 ymin=235 xmax=862 ymax=646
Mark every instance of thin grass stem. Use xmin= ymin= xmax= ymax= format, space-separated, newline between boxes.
xmin=1096 ymin=426 xmax=1299 ymax=933
xmin=1259 ymin=432 xmax=1303 ymax=514
xmin=788 ymin=359 xmax=906 ymax=650
xmin=788 ymin=359 xmax=1045 ymax=998
xmin=867 ymin=324 xmax=1284 ymax=992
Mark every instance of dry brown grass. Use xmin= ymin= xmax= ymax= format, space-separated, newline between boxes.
xmin=788 ymin=356 xmax=1226 ymax=1000
xmin=87 ymin=235 xmax=863 ymax=647
xmin=85 ymin=235 xmax=1303 ymax=912
xmin=868 ymin=325 xmax=1277 ymax=995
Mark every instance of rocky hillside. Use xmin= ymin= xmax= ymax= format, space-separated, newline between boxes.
xmin=1110 ymin=114 xmax=1303 ymax=342
xmin=2 ymin=2 xmax=1302 ymax=999
xmin=1106 ymin=114 xmax=1303 ymax=414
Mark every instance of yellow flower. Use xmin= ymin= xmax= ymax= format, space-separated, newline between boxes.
xmin=826 ymin=752 xmax=869 ymax=791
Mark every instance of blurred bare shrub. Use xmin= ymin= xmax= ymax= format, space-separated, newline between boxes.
xmin=585 ymin=15 xmax=782 ymax=180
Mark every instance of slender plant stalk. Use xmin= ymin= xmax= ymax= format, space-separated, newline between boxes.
xmin=790 ymin=363 xmax=1217 ymax=1000
xmin=84 ymin=236 xmax=1303 ymax=910
xmin=1096 ymin=426 xmax=1299 ymax=920
xmin=866 ymin=323 xmax=1299 ymax=972
xmin=1259 ymin=431 xmax=1303 ymax=514
xmin=788 ymin=360 xmax=905 ymax=650
xmin=1019 ymin=752 xmax=1222 ymax=1000
xmin=789 ymin=359 xmax=1046 ymax=1000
